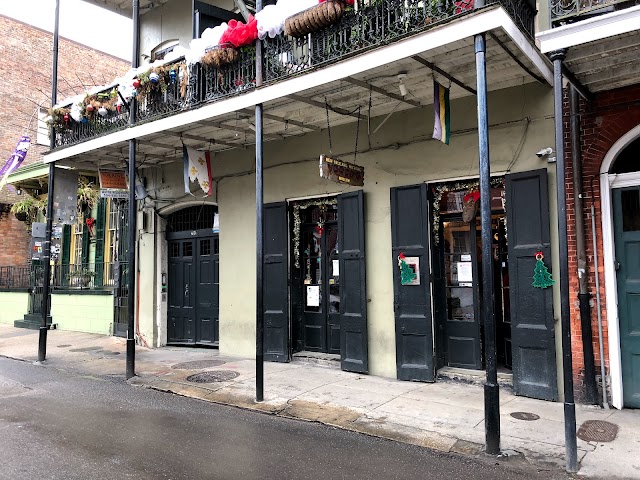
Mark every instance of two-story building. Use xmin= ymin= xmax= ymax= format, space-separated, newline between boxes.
xmin=42 ymin=0 xmax=606 ymax=409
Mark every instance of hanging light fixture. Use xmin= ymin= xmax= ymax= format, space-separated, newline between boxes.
xmin=397 ymin=72 xmax=408 ymax=97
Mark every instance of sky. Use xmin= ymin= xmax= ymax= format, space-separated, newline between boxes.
xmin=0 ymin=0 xmax=132 ymax=60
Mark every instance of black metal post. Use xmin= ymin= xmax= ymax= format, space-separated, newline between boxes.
xmin=475 ymin=32 xmax=500 ymax=455
xmin=570 ymin=86 xmax=598 ymax=405
xmin=550 ymin=49 xmax=578 ymax=474
xmin=255 ymin=0 xmax=264 ymax=402
xmin=126 ymin=0 xmax=140 ymax=380
xmin=39 ymin=0 xmax=61 ymax=362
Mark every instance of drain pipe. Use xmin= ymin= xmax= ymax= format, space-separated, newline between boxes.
xmin=570 ymin=86 xmax=598 ymax=405
xmin=590 ymin=177 xmax=609 ymax=409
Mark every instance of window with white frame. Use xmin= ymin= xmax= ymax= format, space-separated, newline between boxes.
xmin=72 ymin=212 xmax=84 ymax=266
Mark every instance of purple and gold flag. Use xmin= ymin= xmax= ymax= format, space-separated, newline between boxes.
xmin=432 ymin=81 xmax=450 ymax=145
xmin=0 ymin=136 xmax=31 ymax=192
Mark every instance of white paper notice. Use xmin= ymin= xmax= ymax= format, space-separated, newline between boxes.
xmin=306 ymin=285 xmax=320 ymax=307
xmin=332 ymin=259 xmax=339 ymax=276
xmin=457 ymin=262 xmax=473 ymax=283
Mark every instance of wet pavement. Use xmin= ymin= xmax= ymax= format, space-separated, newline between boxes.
xmin=0 ymin=357 xmax=570 ymax=480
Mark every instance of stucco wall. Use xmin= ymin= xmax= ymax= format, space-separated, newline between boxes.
xmin=50 ymin=293 xmax=114 ymax=335
xmin=138 ymin=82 xmax=562 ymax=381
xmin=0 ymin=292 xmax=30 ymax=325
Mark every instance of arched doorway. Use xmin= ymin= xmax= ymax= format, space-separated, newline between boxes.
xmin=601 ymin=126 xmax=640 ymax=408
xmin=165 ymin=204 xmax=219 ymax=346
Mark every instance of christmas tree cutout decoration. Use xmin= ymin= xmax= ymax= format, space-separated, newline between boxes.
xmin=399 ymin=253 xmax=417 ymax=285
xmin=532 ymin=251 xmax=555 ymax=289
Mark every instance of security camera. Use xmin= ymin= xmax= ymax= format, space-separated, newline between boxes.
xmin=536 ymin=147 xmax=553 ymax=158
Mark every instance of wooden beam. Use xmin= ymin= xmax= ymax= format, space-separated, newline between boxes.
xmin=344 ymin=77 xmax=421 ymax=107
xmin=410 ymin=55 xmax=477 ymax=95
xmin=288 ymin=94 xmax=364 ymax=119
xmin=161 ymin=130 xmax=241 ymax=149
xmin=240 ymin=108 xmax=322 ymax=131
xmin=488 ymin=32 xmax=546 ymax=85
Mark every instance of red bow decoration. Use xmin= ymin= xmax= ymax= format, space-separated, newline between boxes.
xmin=463 ymin=191 xmax=480 ymax=203
xmin=86 ymin=217 xmax=96 ymax=236
xmin=219 ymin=16 xmax=259 ymax=48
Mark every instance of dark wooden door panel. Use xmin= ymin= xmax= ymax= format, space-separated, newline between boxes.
xmin=391 ymin=184 xmax=434 ymax=382
xmin=506 ymin=169 xmax=557 ymax=401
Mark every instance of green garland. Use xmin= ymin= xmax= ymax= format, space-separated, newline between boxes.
xmin=292 ymin=197 xmax=337 ymax=268
xmin=432 ymin=177 xmax=504 ymax=245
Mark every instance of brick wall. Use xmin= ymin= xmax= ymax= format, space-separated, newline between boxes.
xmin=564 ymin=83 xmax=640 ymax=403
xmin=0 ymin=15 xmax=129 ymax=267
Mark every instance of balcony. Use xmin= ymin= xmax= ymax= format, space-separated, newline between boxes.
xmin=550 ymin=0 xmax=639 ymax=23
xmin=51 ymin=0 xmax=536 ymax=152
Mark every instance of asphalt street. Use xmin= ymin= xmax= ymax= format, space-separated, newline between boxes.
xmin=0 ymin=357 xmax=571 ymax=480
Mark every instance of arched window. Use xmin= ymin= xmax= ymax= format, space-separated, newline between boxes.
xmin=167 ymin=205 xmax=218 ymax=233
xmin=610 ymin=136 xmax=640 ymax=174
xmin=150 ymin=39 xmax=179 ymax=62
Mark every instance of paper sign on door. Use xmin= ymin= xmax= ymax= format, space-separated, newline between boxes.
xmin=457 ymin=262 xmax=473 ymax=283
xmin=306 ymin=285 xmax=320 ymax=307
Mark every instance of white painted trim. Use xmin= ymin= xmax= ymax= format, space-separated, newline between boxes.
xmin=537 ymin=5 xmax=640 ymax=53
xmin=610 ymin=172 xmax=640 ymax=189
xmin=599 ymin=123 xmax=640 ymax=409
xmin=44 ymin=7 xmax=552 ymax=164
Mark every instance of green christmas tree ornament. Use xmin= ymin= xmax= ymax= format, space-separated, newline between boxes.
xmin=532 ymin=251 xmax=555 ymax=289
xmin=398 ymin=253 xmax=417 ymax=285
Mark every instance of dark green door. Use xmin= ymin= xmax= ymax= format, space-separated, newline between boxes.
xmin=613 ymin=187 xmax=640 ymax=408
xmin=390 ymin=184 xmax=434 ymax=382
xmin=167 ymin=239 xmax=196 ymax=343
xmin=195 ymin=235 xmax=219 ymax=345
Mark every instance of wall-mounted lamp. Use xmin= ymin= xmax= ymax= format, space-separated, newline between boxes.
xmin=397 ymin=72 xmax=408 ymax=98
xmin=15 ymin=187 xmax=22 ymax=195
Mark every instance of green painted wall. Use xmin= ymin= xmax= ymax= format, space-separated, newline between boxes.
xmin=50 ymin=294 xmax=114 ymax=335
xmin=0 ymin=292 xmax=30 ymax=325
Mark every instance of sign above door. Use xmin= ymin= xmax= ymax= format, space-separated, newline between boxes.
xmin=319 ymin=155 xmax=364 ymax=187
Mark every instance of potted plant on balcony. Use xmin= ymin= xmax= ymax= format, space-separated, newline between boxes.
xmin=77 ymin=176 xmax=99 ymax=214
xmin=66 ymin=268 xmax=96 ymax=289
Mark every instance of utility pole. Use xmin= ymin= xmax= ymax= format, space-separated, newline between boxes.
xmin=39 ymin=0 xmax=61 ymax=363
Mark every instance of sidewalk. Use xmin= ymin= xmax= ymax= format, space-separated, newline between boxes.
xmin=1 ymin=324 xmax=638 ymax=479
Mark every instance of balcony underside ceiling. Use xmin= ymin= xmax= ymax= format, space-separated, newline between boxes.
xmin=52 ymin=20 xmax=549 ymax=171
xmin=81 ymin=0 xmax=167 ymax=16
xmin=564 ymin=29 xmax=640 ymax=93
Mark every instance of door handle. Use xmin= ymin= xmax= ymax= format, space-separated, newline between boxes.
xmin=615 ymin=261 xmax=621 ymax=271
xmin=185 ymin=283 xmax=189 ymax=297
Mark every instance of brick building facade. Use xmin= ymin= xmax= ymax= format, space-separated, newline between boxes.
xmin=565 ymin=83 xmax=640 ymax=403
xmin=0 ymin=14 xmax=128 ymax=266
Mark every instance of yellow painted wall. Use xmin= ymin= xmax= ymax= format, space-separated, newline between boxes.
xmin=0 ymin=292 xmax=30 ymax=325
xmin=50 ymin=293 xmax=114 ymax=335
xmin=138 ymin=82 xmax=562 ymax=383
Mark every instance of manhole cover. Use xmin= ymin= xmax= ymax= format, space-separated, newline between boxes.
xmin=510 ymin=412 xmax=540 ymax=421
xmin=577 ymin=420 xmax=618 ymax=443
xmin=69 ymin=346 xmax=103 ymax=352
xmin=171 ymin=360 xmax=226 ymax=370
xmin=57 ymin=344 xmax=71 ymax=348
xmin=186 ymin=371 xmax=239 ymax=383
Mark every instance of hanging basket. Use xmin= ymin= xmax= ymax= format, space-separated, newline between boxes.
xmin=284 ymin=0 xmax=346 ymax=38
xmin=201 ymin=43 xmax=239 ymax=68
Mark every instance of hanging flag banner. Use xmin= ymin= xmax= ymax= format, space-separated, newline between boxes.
xmin=183 ymin=145 xmax=213 ymax=196
xmin=99 ymin=169 xmax=129 ymax=199
xmin=319 ymin=154 xmax=364 ymax=187
xmin=432 ymin=80 xmax=450 ymax=145
xmin=0 ymin=136 xmax=31 ymax=192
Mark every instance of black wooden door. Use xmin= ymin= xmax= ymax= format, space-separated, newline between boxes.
xmin=167 ymin=239 xmax=196 ymax=343
xmin=264 ymin=202 xmax=290 ymax=362
xmin=506 ymin=169 xmax=557 ymax=401
xmin=195 ymin=236 xmax=219 ymax=345
xmin=442 ymin=218 xmax=482 ymax=369
xmin=613 ymin=187 xmax=640 ymax=408
xmin=338 ymin=191 xmax=368 ymax=373
xmin=391 ymin=184 xmax=434 ymax=382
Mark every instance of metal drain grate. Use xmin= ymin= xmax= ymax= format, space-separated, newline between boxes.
xmin=577 ymin=420 xmax=618 ymax=443
xmin=171 ymin=360 xmax=226 ymax=370
xmin=186 ymin=371 xmax=239 ymax=383
xmin=510 ymin=412 xmax=540 ymax=421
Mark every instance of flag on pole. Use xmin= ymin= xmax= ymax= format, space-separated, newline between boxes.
xmin=0 ymin=136 xmax=31 ymax=192
xmin=183 ymin=145 xmax=213 ymax=196
xmin=432 ymin=80 xmax=450 ymax=145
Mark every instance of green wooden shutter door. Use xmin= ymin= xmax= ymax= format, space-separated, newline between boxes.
xmin=94 ymin=199 xmax=106 ymax=287
xmin=62 ymin=224 xmax=71 ymax=287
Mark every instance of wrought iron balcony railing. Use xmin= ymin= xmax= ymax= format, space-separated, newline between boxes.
xmin=0 ymin=265 xmax=32 ymax=289
xmin=53 ymin=0 xmax=535 ymax=150
xmin=551 ymin=0 xmax=638 ymax=23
